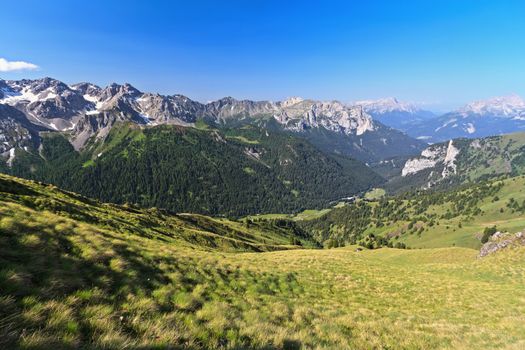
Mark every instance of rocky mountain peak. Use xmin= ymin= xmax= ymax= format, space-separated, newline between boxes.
xmin=281 ymin=97 xmax=304 ymax=108
xmin=355 ymin=97 xmax=420 ymax=114
xmin=100 ymin=83 xmax=142 ymax=100
xmin=459 ymin=94 xmax=525 ymax=117
xmin=70 ymin=82 xmax=102 ymax=96
xmin=211 ymin=96 xmax=238 ymax=107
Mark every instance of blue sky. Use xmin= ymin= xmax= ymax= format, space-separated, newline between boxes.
xmin=1 ymin=0 xmax=525 ymax=110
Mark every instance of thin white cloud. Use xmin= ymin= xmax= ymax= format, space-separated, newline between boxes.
xmin=0 ymin=58 xmax=39 ymax=72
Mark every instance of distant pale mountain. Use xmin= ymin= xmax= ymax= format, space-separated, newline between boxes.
xmin=0 ymin=77 xmax=424 ymax=162
xmin=406 ymin=95 xmax=525 ymax=143
xmin=354 ymin=97 xmax=435 ymax=132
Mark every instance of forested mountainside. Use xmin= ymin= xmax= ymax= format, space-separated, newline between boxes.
xmin=0 ymin=173 xmax=314 ymax=252
xmin=383 ymin=131 xmax=525 ymax=192
xmin=1 ymin=122 xmax=383 ymax=216
xmin=301 ymin=174 xmax=525 ymax=249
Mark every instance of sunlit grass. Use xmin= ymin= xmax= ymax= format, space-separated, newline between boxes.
xmin=360 ymin=175 xmax=525 ymax=249
xmin=1 ymin=173 xmax=525 ymax=349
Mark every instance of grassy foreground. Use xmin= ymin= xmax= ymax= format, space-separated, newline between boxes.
xmin=1 ymin=174 xmax=525 ymax=349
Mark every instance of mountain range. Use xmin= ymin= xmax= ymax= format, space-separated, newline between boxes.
xmin=2 ymin=77 xmax=422 ymax=215
xmin=353 ymin=94 xmax=525 ymax=144
xmin=354 ymin=97 xmax=435 ymax=132
xmin=4 ymin=77 xmax=525 ymax=215
xmin=5 ymin=77 xmax=525 ymax=157
xmin=0 ymin=77 xmax=423 ymax=162
xmin=405 ymin=95 xmax=525 ymax=143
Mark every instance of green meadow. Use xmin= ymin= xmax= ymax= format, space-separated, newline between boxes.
xmin=1 ymin=174 xmax=525 ymax=349
xmin=301 ymin=175 xmax=525 ymax=250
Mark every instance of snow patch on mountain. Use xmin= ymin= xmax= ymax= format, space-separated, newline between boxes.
xmin=0 ymin=86 xmax=41 ymax=104
xmin=417 ymin=136 xmax=432 ymax=140
xmin=83 ymin=94 xmax=99 ymax=104
xmin=435 ymin=118 xmax=457 ymax=132
xmin=137 ymin=113 xmax=152 ymax=125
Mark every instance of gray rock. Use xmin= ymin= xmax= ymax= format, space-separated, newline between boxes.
xmin=479 ymin=231 xmax=525 ymax=257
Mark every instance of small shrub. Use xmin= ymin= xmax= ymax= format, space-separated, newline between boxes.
xmin=481 ymin=226 xmax=498 ymax=243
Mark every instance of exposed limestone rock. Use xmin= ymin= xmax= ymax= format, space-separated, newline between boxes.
xmin=479 ymin=231 xmax=525 ymax=257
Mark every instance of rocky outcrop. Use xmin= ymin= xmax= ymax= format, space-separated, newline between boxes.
xmin=479 ymin=231 xmax=525 ymax=257
xmin=401 ymin=140 xmax=459 ymax=178
xmin=0 ymin=104 xmax=41 ymax=153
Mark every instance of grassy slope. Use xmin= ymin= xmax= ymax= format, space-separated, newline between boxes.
xmin=398 ymin=175 xmax=525 ymax=249
xmin=461 ymin=132 xmax=525 ymax=180
xmin=303 ymin=175 xmax=525 ymax=250
xmin=386 ymin=131 xmax=525 ymax=191
xmin=0 ymin=174 xmax=312 ymax=253
xmin=1 ymin=174 xmax=525 ymax=349
xmin=364 ymin=188 xmax=386 ymax=200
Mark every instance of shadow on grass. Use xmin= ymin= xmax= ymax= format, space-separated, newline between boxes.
xmin=0 ymin=215 xmax=303 ymax=349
